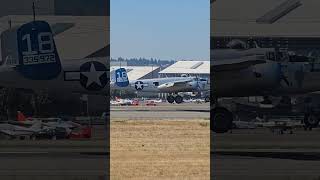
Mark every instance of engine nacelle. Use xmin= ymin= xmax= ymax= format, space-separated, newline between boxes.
xmin=213 ymin=61 xmax=282 ymax=97
xmin=187 ymin=81 xmax=198 ymax=89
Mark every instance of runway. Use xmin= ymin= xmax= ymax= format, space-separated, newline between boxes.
xmin=111 ymin=103 xmax=210 ymax=119
xmin=0 ymin=124 xmax=109 ymax=180
xmin=0 ymin=152 xmax=108 ymax=180
xmin=212 ymin=128 xmax=320 ymax=180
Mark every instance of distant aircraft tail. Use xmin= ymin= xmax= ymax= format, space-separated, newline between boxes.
xmin=1 ymin=20 xmax=61 ymax=80
xmin=17 ymin=111 xmax=26 ymax=122
xmin=114 ymin=68 xmax=129 ymax=87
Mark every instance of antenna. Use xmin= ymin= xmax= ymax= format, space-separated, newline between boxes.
xmin=32 ymin=2 xmax=36 ymax=21
xmin=8 ymin=19 xmax=11 ymax=29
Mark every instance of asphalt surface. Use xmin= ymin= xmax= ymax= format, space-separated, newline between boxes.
xmin=0 ymin=152 xmax=108 ymax=180
xmin=110 ymin=102 xmax=210 ymax=119
xmin=0 ymin=124 xmax=109 ymax=180
xmin=212 ymin=128 xmax=320 ymax=179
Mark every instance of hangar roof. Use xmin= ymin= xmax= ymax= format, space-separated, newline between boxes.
xmin=211 ymin=0 xmax=320 ymax=37
xmin=111 ymin=66 xmax=159 ymax=80
xmin=159 ymin=61 xmax=210 ymax=75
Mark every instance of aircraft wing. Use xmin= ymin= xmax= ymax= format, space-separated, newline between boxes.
xmin=0 ymin=129 xmax=33 ymax=136
xmin=212 ymin=56 xmax=266 ymax=72
xmin=159 ymin=79 xmax=193 ymax=88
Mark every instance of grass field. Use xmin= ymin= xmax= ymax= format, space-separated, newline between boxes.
xmin=110 ymin=119 xmax=210 ymax=180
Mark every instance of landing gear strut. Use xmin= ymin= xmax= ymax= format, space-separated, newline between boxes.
xmin=304 ymin=112 xmax=320 ymax=130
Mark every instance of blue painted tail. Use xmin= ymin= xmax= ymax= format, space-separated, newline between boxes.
xmin=15 ymin=21 xmax=61 ymax=80
xmin=115 ymin=68 xmax=129 ymax=87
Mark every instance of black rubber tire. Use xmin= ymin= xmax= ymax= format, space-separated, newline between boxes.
xmin=211 ymin=107 xmax=233 ymax=133
xmin=167 ymin=96 xmax=175 ymax=104
xmin=174 ymin=95 xmax=183 ymax=104
xmin=304 ymin=113 xmax=320 ymax=129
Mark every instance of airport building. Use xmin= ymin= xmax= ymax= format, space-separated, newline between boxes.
xmin=111 ymin=66 xmax=160 ymax=80
xmin=211 ymin=0 xmax=320 ymax=56
xmin=159 ymin=61 xmax=210 ymax=79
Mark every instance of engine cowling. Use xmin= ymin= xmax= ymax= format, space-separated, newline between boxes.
xmin=213 ymin=61 xmax=282 ymax=97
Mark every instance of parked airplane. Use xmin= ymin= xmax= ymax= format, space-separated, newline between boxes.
xmin=211 ymin=42 xmax=320 ymax=133
xmin=110 ymin=68 xmax=210 ymax=104
xmin=0 ymin=20 xmax=109 ymax=94
xmin=110 ymin=97 xmax=134 ymax=106
xmin=0 ymin=121 xmax=43 ymax=139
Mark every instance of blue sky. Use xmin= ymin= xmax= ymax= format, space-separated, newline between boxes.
xmin=111 ymin=0 xmax=209 ymax=60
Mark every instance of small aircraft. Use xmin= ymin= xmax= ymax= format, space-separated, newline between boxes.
xmin=110 ymin=68 xmax=210 ymax=104
xmin=0 ymin=121 xmax=43 ymax=139
xmin=110 ymin=97 xmax=134 ymax=106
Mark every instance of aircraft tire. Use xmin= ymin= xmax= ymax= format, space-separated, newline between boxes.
xmin=30 ymin=135 xmax=36 ymax=140
xmin=174 ymin=95 xmax=183 ymax=104
xmin=211 ymin=107 xmax=233 ymax=133
xmin=167 ymin=96 xmax=175 ymax=104
xmin=304 ymin=113 xmax=320 ymax=129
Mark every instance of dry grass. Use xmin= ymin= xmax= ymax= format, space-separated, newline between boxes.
xmin=111 ymin=119 xmax=210 ymax=180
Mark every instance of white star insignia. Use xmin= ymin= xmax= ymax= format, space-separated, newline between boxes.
xmin=81 ymin=63 xmax=105 ymax=88
xmin=136 ymin=82 xmax=143 ymax=89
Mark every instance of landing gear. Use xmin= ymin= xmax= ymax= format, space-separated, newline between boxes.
xmin=304 ymin=112 xmax=320 ymax=130
xmin=167 ymin=95 xmax=183 ymax=104
xmin=167 ymin=95 xmax=175 ymax=104
xmin=211 ymin=107 xmax=233 ymax=133
xmin=261 ymin=95 xmax=272 ymax=104
xmin=174 ymin=95 xmax=183 ymax=104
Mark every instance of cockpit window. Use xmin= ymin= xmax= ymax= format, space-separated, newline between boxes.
xmin=153 ymin=82 xmax=159 ymax=86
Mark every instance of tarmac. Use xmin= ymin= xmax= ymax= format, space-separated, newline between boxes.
xmin=111 ymin=102 xmax=210 ymax=119
xmin=0 ymin=152 xmax=108 ymax=180
xmin=0 ymin=124 xmax=109 ymax=180
xmin=212 ymin=128 xmax=320 ymax=180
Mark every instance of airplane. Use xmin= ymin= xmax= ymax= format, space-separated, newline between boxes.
xmin=211 ymin=40 xmax=320 ymax=133
xmin=110 ymin=97 xmax=134 ymax=106
xmin=110 ymin=68 xmax=210 ymax=104
xmin=0 ymin=20 xmax=109 ymax=95
xmin=0 ymin=121 xmax=43 ymax=139
xmin=3 ymin=111 xmax=88 ymax=139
